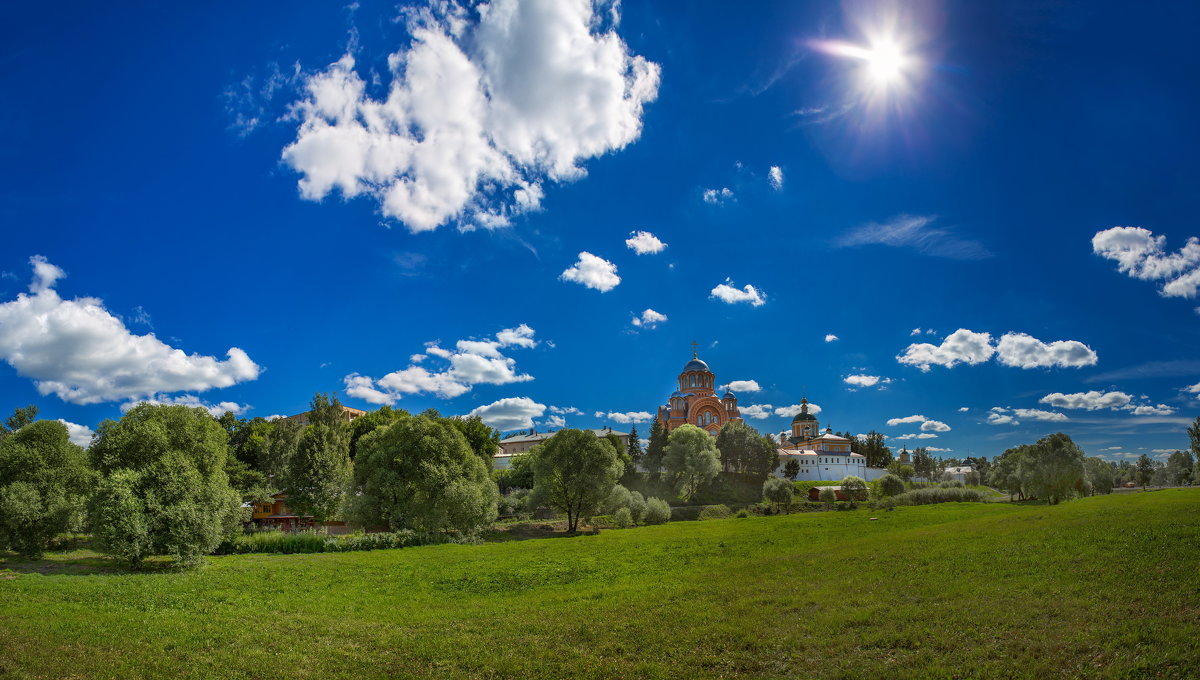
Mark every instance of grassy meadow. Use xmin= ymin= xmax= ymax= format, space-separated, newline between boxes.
xmin=2 ymin=489 xmax=1198 ymax=679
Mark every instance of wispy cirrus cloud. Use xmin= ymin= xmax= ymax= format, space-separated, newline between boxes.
xmin=835 ymin=214 xmax=991 ymax=260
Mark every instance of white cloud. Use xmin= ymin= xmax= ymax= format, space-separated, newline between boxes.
xmin=56 ymin=419 xmax=94 ymax=448
xmin=995 ymin=333 xmax=1097 ymax=369
xmin=895 ymin=433 xmax=938 ymax=440
xmin=925 ymin=446 xmax=953 ymax=453
xmin=344 ymin=325 xmax=536 ymax=405
xmin=0 ymin=256 xmax=261 ymax=405
xmin=1039 ymin=391 xmax=1132 ymax=411
xmin=544 ymin=415 xmax=566 ymax=428
xmin=824 ymin=334 xmax=839 ymax=342
xmin=1150 ymin=448 xmax=1176 ymax=454
xmin=1012 ymin=408 xmax=1069 ymax=422
xmin=898 ymin=329 xmax=1096 ymax=371
xmin=468 ymin=396 xmax=546 ymax=432
xmin=561 ymin=252 xmax=620 ymax=292
xmin=600 ymin=411 xmax=653 ymax=424
xmin=282 ymin=0 xmax=660 ymax=232
xmin=740 ymin=404 xmax=773 ymax=419
xmin=702 ymin=187 xmax=733 ymax=205
xmin=549 ymin=405 xmax=581 ymax=415
xmin=844 ymin=374 xmax=890 ymax=388
xmin=264 ymin=414 xmax=285 ymax=421
xmin=986 ymin=408 xmax=1018 ymax=425
xmin=710 ymin=279 xmax=766 ymax=307
xmin=1185 ymin=382 xmax=1200 ymax=395
xmin=631 ymin=308 xmax=667 ymax=329
xmin=121 ymin=394 xmax=250 ymax=418
xmin=1131 ymin=404 xmax=1175 ymax=416
xmin=835 ymin=215 xmax=991 ymax=260
xmin=726 ymin=380 xmax=761 ymax=393
xmin=1092 ymin=226 xmax=1200 ymax=298
xmin=625 ymin=230 xmax=666 ymax=255
xmin=768 ymin=166 xmax=783 ymax=190
xmin=897 ymin=329 xmax=995 ymax=371
xmin=774 ymin=403 xmax=822 ymax=417
xmin=958 ymin=407 xmax=970 ymax=412
xmin=887 ymin=415 xmax=929 ymax=426
xmin=921 ymin=419 xmax=951 ymax=433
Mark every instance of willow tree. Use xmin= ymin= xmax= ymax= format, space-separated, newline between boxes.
xmin=530 ymin=429 xmax=623 ymax=533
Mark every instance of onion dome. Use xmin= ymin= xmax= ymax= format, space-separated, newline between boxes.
xmin=723 ymin=389 xmax=736 ymax=400
xmin=683 ymin=358 xmax=710 ymax=372
xmin=791 ymin=396 xmax=817 ymax=422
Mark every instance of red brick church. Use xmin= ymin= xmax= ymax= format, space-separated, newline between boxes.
xmin=656 ymin=346 xmax=743 ymax=435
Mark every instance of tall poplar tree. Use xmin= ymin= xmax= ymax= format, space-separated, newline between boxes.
xmin=283 ymin=393 xmax=352 ymax=521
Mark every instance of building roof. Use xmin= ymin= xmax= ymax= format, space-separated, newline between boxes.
xmin=500 ymin=428 xmax=630 ymax=445
xmin=723 ymin=389 xmax=735 ymax=399
xmin=682 ymin=358 xmax=710 ymax=372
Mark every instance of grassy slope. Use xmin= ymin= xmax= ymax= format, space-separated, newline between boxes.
xmin=1 ymin=490 xmax=1198 ymax=679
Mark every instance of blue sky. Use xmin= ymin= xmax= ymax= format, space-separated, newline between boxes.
xmin=3 ymin=0 xmax=1199 ymax=462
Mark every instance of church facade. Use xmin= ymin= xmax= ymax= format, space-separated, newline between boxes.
xmin=656 ymin=349 xmax=743 ymax=435
xmin=774 ymin=397 xmax=869 ymax=481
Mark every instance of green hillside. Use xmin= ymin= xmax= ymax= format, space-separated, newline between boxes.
xmin=2 ymin=490 xmax=1197 ymax=679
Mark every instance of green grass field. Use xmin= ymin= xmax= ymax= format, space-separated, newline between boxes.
xmin=2 ymin=490 xmax=1198 ymax=679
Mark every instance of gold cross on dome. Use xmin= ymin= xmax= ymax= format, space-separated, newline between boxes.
xmin=691 ymin=340 xmax=699 ymax=358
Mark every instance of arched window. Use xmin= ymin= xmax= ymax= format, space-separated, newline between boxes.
xmin=690 ymin=375 xmax=696 ymax=387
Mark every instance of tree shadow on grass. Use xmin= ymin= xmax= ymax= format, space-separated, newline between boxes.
xmin=0 ymin=548 xmax=187 ymax=577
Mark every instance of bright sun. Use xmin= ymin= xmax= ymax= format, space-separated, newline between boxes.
xmin=865 ymin=41 xmax=906 ymax=85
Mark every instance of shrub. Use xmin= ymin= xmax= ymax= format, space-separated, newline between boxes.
xmin=840 ymin=475 xmax=868 ymax=501
xmin=939 ymin=480 xmax=965 ymax=489
xmin=613 ymin=507 xmax=633 ymax=528
xmin=818 ymin=487 xmax=836 ymax=507
xmin=214 ymin=529 xmax=445 ymax=555
xmin=762 ymin=477 xmax=793 ymax=511
xmin=878 ymin=474 xmax=906 ymax=498
xmin=602 ymin=485 xmax=633 ymax=515
xmin=874 ymin=487 xmax=987 ymax=508
xmin=628 ymin=491 xmax=647 ymax=525
xmin=644 ymin=497 xmax=672 ymax=524
xmin=697 ymin=504 xmax=732 ymax=521
xmin=735 ymin=509 xmax=750 ymax=518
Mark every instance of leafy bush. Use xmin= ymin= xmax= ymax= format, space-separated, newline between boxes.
xmin=939 ymin=480 xmax=965 ymax=489
xmin=762 ymin=477 xmax=793 ymax=508
xmin=613 ymin=507 xmax=633 ymax=528
xmin=697 ymin=504 xmax=732 ymax=521
xmin=628 ymin=491 xmax=647 ymax=525
xmin=878 ymin=474 xmax=906 ymax=498
xmin=735 ymin=509 xmax=750 ymax=518
xmin=840 ymin=476 xmax=868 ymax=501
xmin=602 ymin=485 xmax=633 ymax=515
xmin=644 ymin=497 xmax=672 ymax=524
xmin=818 ymin=487 xmax=836 ymax=506
xmin=874 ymin=487 xmax=987 ymax=509
xmin=214 ymin=529 xmax=445 ymax=555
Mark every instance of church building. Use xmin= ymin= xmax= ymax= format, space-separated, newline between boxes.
xmin=656 ymin=347 xmax=743 ymax=435
xmin=775 ymin=397 xmax=868 ymax=481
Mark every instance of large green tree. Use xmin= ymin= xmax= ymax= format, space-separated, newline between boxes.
xmin=282 ymin=393 xmax=352 ymax=521
xmin=626 ymin=425 xmax=643 ymax=466
xmin=1084 ymin=456 xmax=1115 ymax=495
xmin=643 ymin=418 xmax=668 ymax=480
xmin=911 ymin=447 xmax=934 ymax=481
xmin=858 ymin=431 xmax=892 ymax=468
xmin=348 ymin=406 xmax=407 ymax=460
xmin=1165 ymin=450 xmax=1194 ymax=486
xmin=0 ymin=420 xmax=94 ymax=558
xmin=88 ymin=404 xmax=240 ymax=567
xmin=260 ymin=417 xmax=304 ymax=484
xmin=663 ymin=424 xmax=721 ymax=502
xmin=529 ymin=429 xmax=623 ymax=533
xmin=715 ymin=420 xmax=779 ymax=479
xmin=1028 ymin=433 xmax=1085 ymax=504
xmin=0 ymin=404 xmax=40 ymax=439
xmin=348 ymin=414 xmax=499 ymax=534
xmin=1135 ymin=454 xmax=1154 ymax=489
xmin=449 ymin=415 xmax=501 ymax=469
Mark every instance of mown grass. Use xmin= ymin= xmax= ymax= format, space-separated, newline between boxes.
xmin=1 ymin=490 xmax=1198 ymax=679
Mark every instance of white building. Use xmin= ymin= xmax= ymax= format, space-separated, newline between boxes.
xmin=772 ymin=397 xmax=884 ymax=481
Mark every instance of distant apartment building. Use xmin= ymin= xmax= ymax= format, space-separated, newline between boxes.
xmin=495 ymin=427 xmax=630 ymax=470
